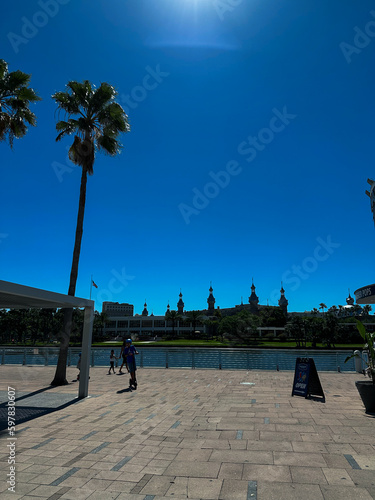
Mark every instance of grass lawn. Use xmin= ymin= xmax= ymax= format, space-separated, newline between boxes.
xmin=1 ymin=340 xmax=362 ymax=350
xmin=90 ymin=340 xmax=362 ymax=349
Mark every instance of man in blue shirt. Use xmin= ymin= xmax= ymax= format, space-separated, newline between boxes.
xmin=124 ymin=339 xmax=139 ymax=389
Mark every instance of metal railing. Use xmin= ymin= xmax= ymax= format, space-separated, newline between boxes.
xmin=0 ymin=346 xmax=361 ymax=372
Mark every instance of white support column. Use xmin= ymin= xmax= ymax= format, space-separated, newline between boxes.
xmin=79 ymin=306 xmax=94 ymax=399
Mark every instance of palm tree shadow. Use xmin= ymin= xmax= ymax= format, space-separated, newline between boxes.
xmin=11 ymin=385 xmax=56 ymax=403
xmin=0 ymin=389 xmax=82 ymax=434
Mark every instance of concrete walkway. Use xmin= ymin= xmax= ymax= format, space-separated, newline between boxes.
xmin=0 ymin=365 xmax=375 ymax=499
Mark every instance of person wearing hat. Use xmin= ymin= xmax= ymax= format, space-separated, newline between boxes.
xmin=124 ymin=338 xmax=139 ymax=389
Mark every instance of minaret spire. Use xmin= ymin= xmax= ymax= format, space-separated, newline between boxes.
xmin=142 ymin=299 xmax=148 ymax=316
xmin=207 ymin=283 xmax=215 ymax=313
xmin=177 ymin=290 xmax=184 ymax=314
xmin=249 ymin=279 xmax=259 ymax=313
xmin=278 ymin=284 xmax=288 ymax=315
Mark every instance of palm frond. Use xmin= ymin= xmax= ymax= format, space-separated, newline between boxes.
xmin=55 ymin=119 xmax=80 ymax=141
xmin=17 ymin=108 xmax=37 ymax=126
xmin=7 ymin=70 xmax=30 ymax=90
xmin=97 ymin=102 xmax=130 ymax=133
xmin=96 ymin=133 xmax=120 ymax=156
xmin=0 ymin=60 xmax=8 ymax=80
xmin=16 ymin=86 xmax=41 ymax=102
xmin=90 ymin=82 xmax=116 ymax=114
xmin=52 ymin=91 xmax=81 ymax=115
xmin=66 ymin=80 xmax=92 ymax=110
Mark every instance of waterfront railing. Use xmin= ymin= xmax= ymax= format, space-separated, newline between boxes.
xmin=0 ymin=346 xmax=362 ymax=372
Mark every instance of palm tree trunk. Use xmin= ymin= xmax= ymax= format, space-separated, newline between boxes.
xmin=51 ymin=166 xmax=88 ymax=386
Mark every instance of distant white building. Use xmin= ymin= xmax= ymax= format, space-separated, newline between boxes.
xmin=102 ymin=301 xmax=134 ymax=316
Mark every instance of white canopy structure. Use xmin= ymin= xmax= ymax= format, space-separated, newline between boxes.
xmin=0 ymin=280 xmax=94 ymax=398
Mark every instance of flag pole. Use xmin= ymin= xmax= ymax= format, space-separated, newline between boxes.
xmin=90 ymin=275 xmax=93 ymax=300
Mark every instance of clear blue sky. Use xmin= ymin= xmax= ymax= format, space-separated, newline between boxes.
xmin=1 ymin=0 xmax=375 ymax=315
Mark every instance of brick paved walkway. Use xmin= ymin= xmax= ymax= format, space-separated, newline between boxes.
xmin=0 ymin=365 xmax=375 ymax=499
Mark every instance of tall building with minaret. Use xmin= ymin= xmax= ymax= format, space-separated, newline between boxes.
xmin=278 ymin=283 xmax=288 ymax=315
xmin=248 ymin=279 xmax=259 ymax=314
xmin=207 ymin=283 xmax=215 ymax=313
xmin=177 ymin=291 xmax=184 ymax=314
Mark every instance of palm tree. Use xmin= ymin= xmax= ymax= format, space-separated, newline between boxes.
xmin=93 ymin=311 xmax=108 ymax=341
xmin=319 ymin=303 xmax=327 ymax=316
xmin=352 ymin=304 xmax=363 ymax=317
xmin=165 ymin=310 xmax=181 ymax=339
xmin=327 ymin=305 xmax=338 ymax=316
xmin=185 ymin=310 xmax=203 ymax=338
xmin=0 ymin=59 xmax=40 ymax=148
xmin=363 ymin=305 xmax=372 ymax=316
xmin=51 ymin=80 xmax=130 ymax=386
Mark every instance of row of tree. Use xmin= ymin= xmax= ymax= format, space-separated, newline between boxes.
xmin=167 ymin=307 xmax=366 ymax=347
xmin=0 ymin=308 xmax=108 ymax=345
xmin=284 ymin=315 xmax=363 ymax=348
xmin=0 ymin=306 xmax=369 ymax=348
xmin=315 ymin=303 xmax=372 ymax=316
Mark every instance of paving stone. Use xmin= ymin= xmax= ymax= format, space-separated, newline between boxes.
xmin=22 ymin=484 xmax=67 ymax=497
xmin=4 ymin=482 xmax=38 ymax=495
xmin=246 ymin=440 xmax=292 ymax=452
xmin=175 ymin=448 xmax=213 ymax=461
xmin=105 ymin=481 xmax=135 ymax=493
xmin=219 ymin=478 xmax=249 ymax=499
xmin=218 ymin=462 xmax=244 ymax=480
xmin=242 ymin=464 xmax=292 ymax=482
xmin=59 ymin=488 xmax=98 ymax=500
xmin=139 ymin=475 xmax=176 ymax=495
xmin=323 ymin=453 xmax=353 ymax=469
xmin=273 ymin=451 xmax=327 ymax=467
xmin=322 ymin=467 xmax=356 ymax=486
xmin=258 ymin=482 xmax=324 ymax=499
xmin=290 ymin=466 xmax=327 ymax=484
xmin=75 ymin=479 xmax=114 ymax=492
xmin=291 ymin=441 xmax=327 ymax=453
xmin=319 ymin=484 xmax=373 ymax=500
xmin=354 ymin=454 xmax=375 ymax=471
xmin=165 ymin=460 xmax=221 ymax=478
xmin=348 ymin=469 xmax=375 ymax=488
xmin=210 ymin=449 xmax=273 ymax=464
xmin=187 ymin=478 xmax=223 ymax=499
xmin=86 ymin=492 xmax=120 ymax=500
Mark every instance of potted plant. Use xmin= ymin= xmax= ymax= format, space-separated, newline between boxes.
xmin=345 ymin=320 xmax=375 ymax=413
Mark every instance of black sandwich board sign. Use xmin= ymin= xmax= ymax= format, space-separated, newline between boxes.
xmin=291 ymin=358 xmax=325 ymax=401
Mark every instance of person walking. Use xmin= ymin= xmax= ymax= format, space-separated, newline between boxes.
xmin=76 ymin=353 xmax=81 ymax=380
xmin=108 ymin=349 xmax=117 ymax=374
xmin=119 ymin=339 xmax=127 ymax=374
xmin=124 ymin=339 xmax=139 ymax=389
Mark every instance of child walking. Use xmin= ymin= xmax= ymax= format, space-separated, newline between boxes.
xmin=77 ymin=352 xmax=81 ymax=380
xmin=119 ymin=339 xmax=127 ymax=374
xmin=108 ymin=349 xmax=117 ymax=374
